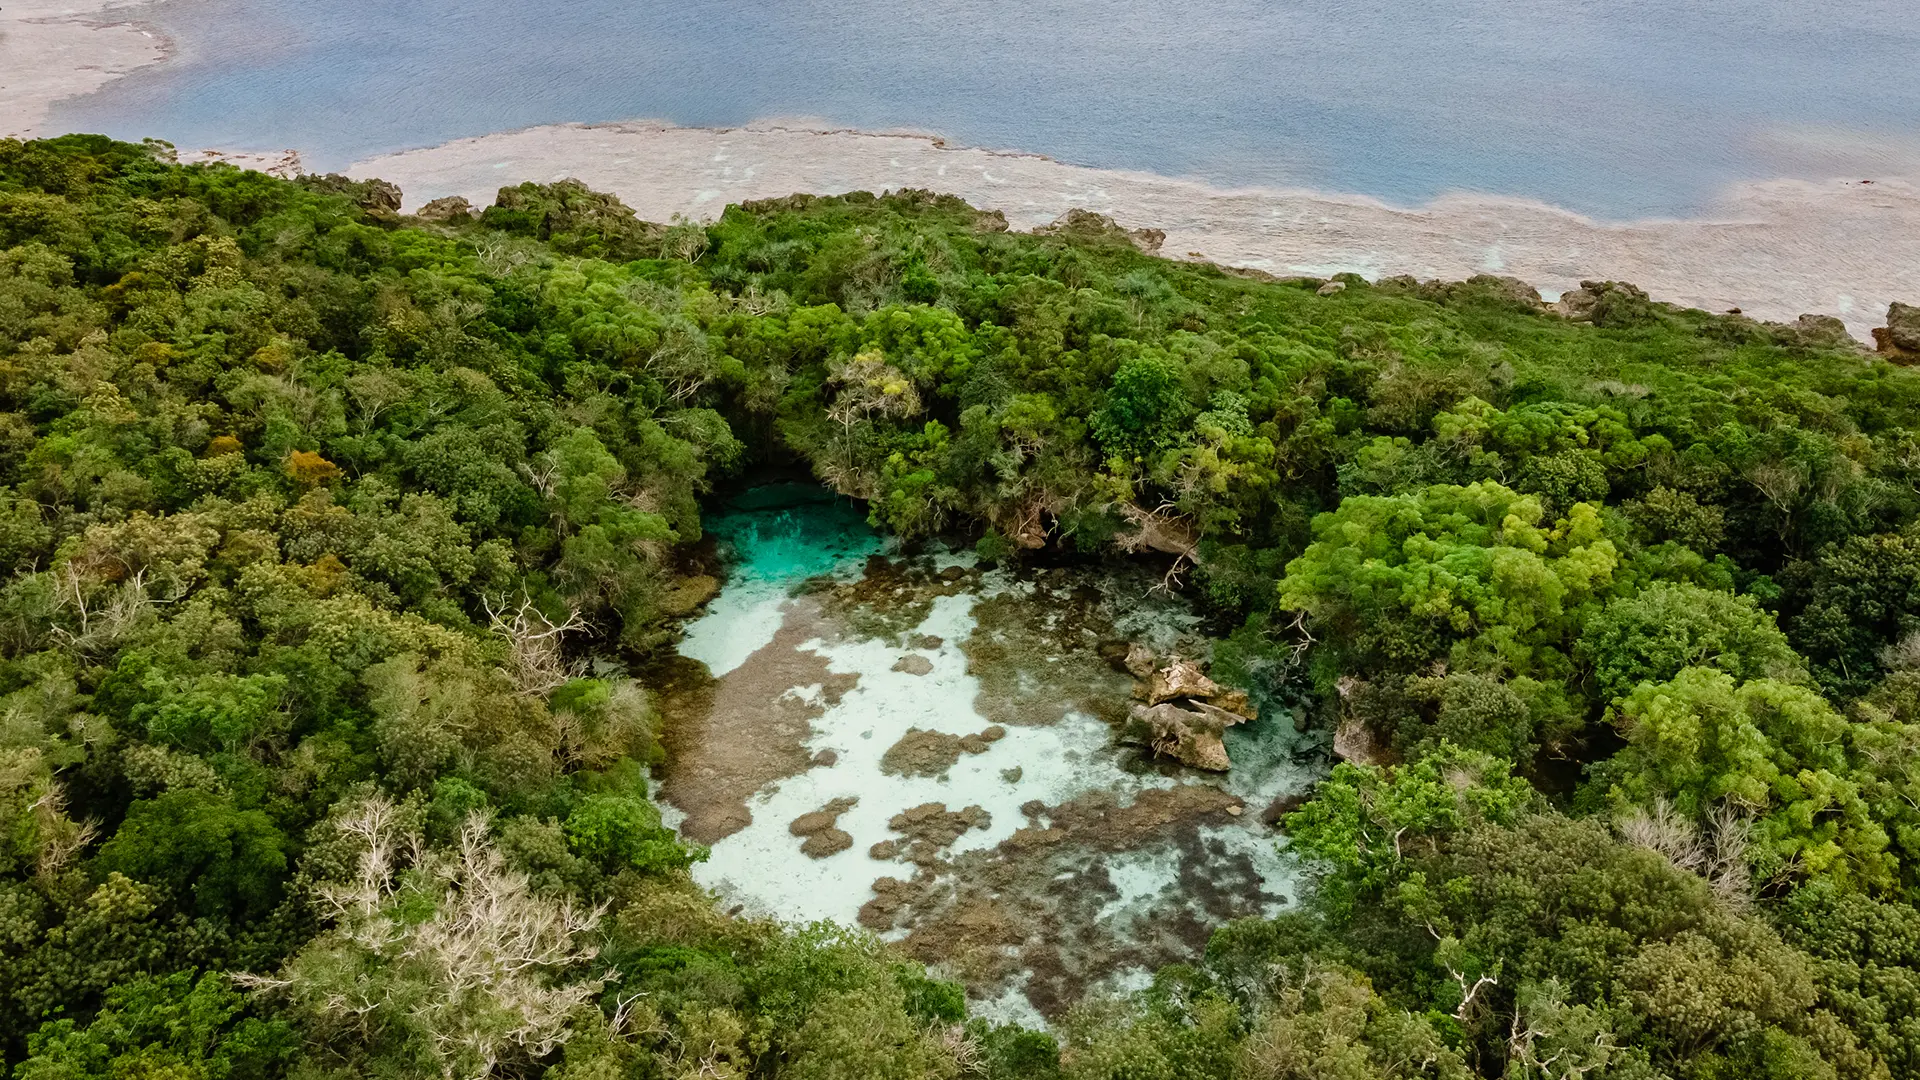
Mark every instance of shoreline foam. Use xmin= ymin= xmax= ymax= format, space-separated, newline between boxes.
xmin=0 ymin=0 xmax=169 ymax=140
xmin=346 ymin=120 xmax=1920 ymax=342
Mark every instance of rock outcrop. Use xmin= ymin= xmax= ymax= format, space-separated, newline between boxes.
xmin=415 ymin=194 xmax=477 ymax=222
xmin=1033 ymin=208 xmax=1165 ymax=255
xmin=1147 ymin=658 xmax=1220 ymax=705
xmin=1114 ymin=649 xmax=1258 ymax=771
xmin=1332 ymin=715 xmax=1388 ymax=767
xmin=1876 ymin=301 xmax=1920 ymax=363
xmin=789 ymin=796 xmax=858 ymax=859
xmin=1123 ymin=702 xmax=1243 ymax=771
xmin=1782 ymin=313 xmax=1858 ymax=350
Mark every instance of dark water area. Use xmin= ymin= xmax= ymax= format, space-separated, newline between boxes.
xmin=55 ymin=0 xmax=1920 ymax=218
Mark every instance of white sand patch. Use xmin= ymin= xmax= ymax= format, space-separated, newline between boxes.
xmin=1 ymin=0 xmax=168 ymax=140
xmin=691 ymin=588 xmax=1178 ymax=926
xmin=678 ymin=590 xmax=791 ymax=678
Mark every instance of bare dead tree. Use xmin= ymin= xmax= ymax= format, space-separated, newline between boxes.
xmin=483 ymin=595 xmax=589 ymax=697
xmin=48 ymin=566 xmax=160 ymax=655
xmin=1617 ymin=798 xmax=1752 ymax=910
xmin=660 ymin=217 xmax=709 ymax=263
xmin=1507 ymin=997 xmax=1615 ymax=1079
xmin=518 ymin=458 xmax=561 ymax=500
xmin=241 ymin=798 xmax=609 ymax=1080
xmin=22 ymin=776 xmax=99 ymax=879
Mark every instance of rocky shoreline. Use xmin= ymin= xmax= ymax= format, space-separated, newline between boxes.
xmin=8 ymin=0 xmax=1920 ymax=341
xmin=340 ymin=120 xmax=1920 ymax=343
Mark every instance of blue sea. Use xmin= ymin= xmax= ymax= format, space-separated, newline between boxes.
xmin=53 ymin=0 xmax=1920 ymax=218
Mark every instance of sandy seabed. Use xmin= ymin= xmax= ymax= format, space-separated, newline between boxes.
xmin=346 ymin=120 xmax=1920 ymax=342
xmin=0 ymin=0 xmax=167 ymax=141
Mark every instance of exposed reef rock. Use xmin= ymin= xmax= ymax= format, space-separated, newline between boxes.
xmin=882 ymin=802 xmax=993 ymax=864
xmin=880 ymin=726 xmax=1006 ymax=777
xmin=1034 ymin=207 xmax=1165 ymax=255
xmin=1877 ymin=301 xmax=1920 ymax=363
xmin=415 ymin=194 xmax=477 ymax=222
xmin=891 ymin=653 xmax=934 ymax=676
xmin=789 ymin=796 xmax=859 ymax=859
xmin=1117 ymin=654 xmax=1256 ymax=771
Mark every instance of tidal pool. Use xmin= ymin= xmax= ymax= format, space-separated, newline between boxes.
xmin=653 ymin=485 xmax=1323 ymax=1023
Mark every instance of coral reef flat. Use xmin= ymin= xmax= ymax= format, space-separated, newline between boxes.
xmin=347 ymin=121 xmax=1920 ymax=341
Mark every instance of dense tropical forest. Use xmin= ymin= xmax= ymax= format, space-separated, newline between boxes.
xmin=3 ymin=133 xmax=1920 ymax=1080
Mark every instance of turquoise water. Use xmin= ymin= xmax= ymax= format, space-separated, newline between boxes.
xmin=704 ymin=483 xmax=883 ymax=585
xmin=52 ymin=0 xmax=1920 ymax=218
xmin=678 ymin=484 xmax=884 ymax=677
xmin=660 ymin=490 xmax=1318 ymax=1019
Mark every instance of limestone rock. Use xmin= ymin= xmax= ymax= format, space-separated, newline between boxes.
xmin=1123 ymin=701 xmax=1246 ymax=772
xmin=1468 ymin=274 xmax=1545 ymax=307
xmin=1784 ymin=313 xmax=1857 ymax=349
xmin=360 ymin=179 xmax=404 ymax=213
xmin=1187 ymin=698 xmax=1253 ymax=731
xmin=658 ymin=573 xmax=720 ymax=617
xmin=1333 ymin=716 xmax=1388 ymax=766
xmin=892 ymin=654 xmax=934 ymax=676
xmin=1123 ymin=642 xmax=1158 ymax=680
xmin=1128 ymin=226 xmax=1167 ymax=255
xmin=1033 ymin=208 xmax=1165 ymax=255
xmin=800 ymin=828 xmax=852 ymax=858
xmin=1204 ymin=687 xmax=1256 ymax=720
xmin=1148 ymin=659 xmax=1222 ymax=706
xmin=1316 ymin=280 xmax=1347 ymax=296
xmin=1554 ymin=286 xmax=1599 ymax=321
xmin=1877 ymin=301 xmax=1920 ymax=361
xmin=415 ymin=195 xmax=477 ymax=222
xmin=1889 ymin=302 xmax=1920 ymax=351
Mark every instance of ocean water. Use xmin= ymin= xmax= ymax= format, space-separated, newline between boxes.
xmin=54 ymin=0 xmax=1920 ymax=218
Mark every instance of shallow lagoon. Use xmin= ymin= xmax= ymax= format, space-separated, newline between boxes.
xmin=652 ymin=486 xmax=1322 ymax=1023
xmin=52 ymin=0 xmax=1920 ymax=218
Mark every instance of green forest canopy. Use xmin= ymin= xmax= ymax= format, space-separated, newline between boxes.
xmin=3 ymin=134 xmax=1920 ymax=1079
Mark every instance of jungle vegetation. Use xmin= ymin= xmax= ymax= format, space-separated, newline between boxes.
xmin=3 ymin=133 xmax=1920 ymax=1080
